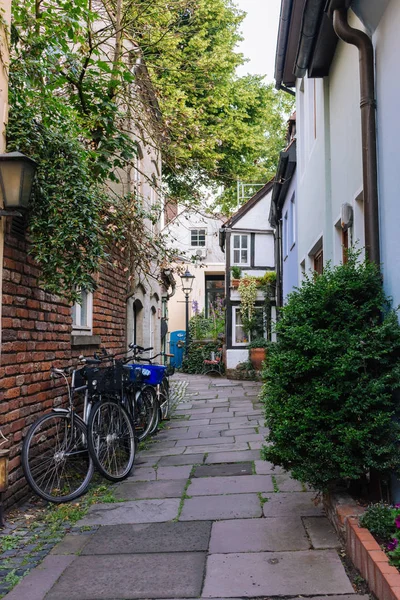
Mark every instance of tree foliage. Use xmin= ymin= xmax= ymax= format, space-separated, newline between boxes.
xmin=261 ymin=255 xmax=400 ymax=491
xmin=8 ymin=0 xmax=292 ymax=296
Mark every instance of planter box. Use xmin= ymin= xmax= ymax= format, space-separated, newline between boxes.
xmin=324 ymin=491 xmax=400 ymax=600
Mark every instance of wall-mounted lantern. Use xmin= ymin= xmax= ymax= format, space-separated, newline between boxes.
xmin=0 ymin=152 xmax=38 ymax=217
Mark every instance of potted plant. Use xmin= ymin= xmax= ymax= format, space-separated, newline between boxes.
xmin=230 ymin=266 xmax=242 ymax=288
xmin=248 ymin=337 xmax=269 ymax=371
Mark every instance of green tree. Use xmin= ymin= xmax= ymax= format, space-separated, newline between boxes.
xmin=262 ymin=255 xmax=400 ymax=491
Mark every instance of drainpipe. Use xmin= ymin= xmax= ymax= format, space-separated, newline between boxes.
xmin=332 ymin=8 xmax=380 ymax=266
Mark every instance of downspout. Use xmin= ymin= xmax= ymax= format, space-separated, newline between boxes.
xmin=332 ymin=8 xmax=380 ymax=265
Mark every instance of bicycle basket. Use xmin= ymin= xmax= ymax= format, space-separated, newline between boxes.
xmin=85 ymin=363 xmax=125 ymax=394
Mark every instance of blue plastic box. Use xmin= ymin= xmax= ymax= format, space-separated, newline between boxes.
xmin=128 ymin=363 xmax=166 ymax=385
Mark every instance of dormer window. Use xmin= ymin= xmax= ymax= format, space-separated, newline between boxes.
xmin=191 ymin=229 xmax=206 ymax=247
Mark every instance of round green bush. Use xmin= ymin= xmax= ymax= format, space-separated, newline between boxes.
xmin=261 ymin=254 xmax=400 ymax=491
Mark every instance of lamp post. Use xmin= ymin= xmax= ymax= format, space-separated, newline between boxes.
xmin=180 ymin=269 xmax=195 ymax=357
xmin=0 ymin=152 xmax=38 ymax=217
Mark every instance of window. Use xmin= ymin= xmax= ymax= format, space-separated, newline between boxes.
xmin=232 ymin=234 xmax=249 ymax=266
xmin=283 ymin=212 xmax=288 ymax=259
xmin=232 ymin=307 xmax=248 ymax=345
xmin=191 ymin=229 xmax=206 ymax=247
xmin=290 ymin=194 xmax=296 ymax=248
xmin=205 ymin=275 xmax=225 ymax=318
xmin=72 ymin=290 xmax=93 ymax=334
xmin=313 ymin=248 xmax=323 ymax=274
xmin=232 ymin=306 xmax=266 ymax=346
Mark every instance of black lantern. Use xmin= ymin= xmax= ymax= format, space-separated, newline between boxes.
xmin=180 ymin=269 xmax=195 ymax=294
xmin=180 ymin=269 xmax=195 ymax=357
xmin=0 ymin=152 xmax=37 ymax=216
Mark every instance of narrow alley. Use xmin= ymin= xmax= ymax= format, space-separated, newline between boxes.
xmin=3 ymin=374 xmax=368 ymax=600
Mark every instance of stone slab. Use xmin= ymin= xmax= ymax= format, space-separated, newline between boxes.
xmin=2 ymin=555 xmax=75 ymax=600
xmin=190 ymin=424 xmax=227 ymax=434
xmin=175 ymin=436 xmax=232 ymax=447
xmin=202 ymin=550 xmax=354 ymax=597
xmin=82 ymin=521 xmax=212 ymax=554
xmin=192 ymin=463 xmax=253 ymax=478
xmin=179 ymin=493 xmax=262 ymax=521
xmin=262 ymin=492 xmax=324 ymax=517
xmin=188 ymin=474 xmax=274 ymax=495
xmin=50 ymin=534 xmax=92 ymax=555
xmin=220 ymin=428 xmax=256 ymax=437
xmin=78 ymin=498 xmax=180 ymax=526
xmin=115 ymin=479 xmax=186 ymax=500
xmin=274 ymin=473 xmax=305 ymax=492
xmin=198 ymin=430 xmax=224 ymax=438
xmin=303 ymin=516 xmax=341 ymax=549
xmin=157 ymin=465 xmax=193 ymax=480
xmin=140 ymin=447 xmax=185 ymax=457
xmin=254 ymin=460 xmax=284 ymax=475
xmin=127 ymin=466 xmax=157 ymax=481
xmin=205 ymin=450 xmax=261 ymax=464
xmin=158 ymin=454 xmax=205 ymax=466
xmin=169 ymin=419 xmax=206 ymax=428
xmin=45 ymin=552 xmax=206 ymax=600
xmin=184 ymin=443 xmax=249 ymax=454
xmin=157 ymin=430 xmax=197 ymax=441
xmin=233 ymin=433 xmax=264 ymax=443
xmin=209 ymin=517 xmax=309 ymax=553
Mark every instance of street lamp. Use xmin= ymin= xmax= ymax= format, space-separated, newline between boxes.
xmin=180 ymin=269 xmax=195 ymax=357
xmin=0 ymin=152 xmax=38 ymax=217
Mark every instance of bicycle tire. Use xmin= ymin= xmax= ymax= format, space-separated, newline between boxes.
xmin=87 ymin=400 xmax=136 ymax=482
xmin=22 ymin=412 xmax=94 ymax=503
xmin=135 ymin=385 xmax=158 ymax=442
xmin=160 ymin=379 xmax=171 ymax=419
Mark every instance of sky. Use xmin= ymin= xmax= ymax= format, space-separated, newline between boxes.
xmin=234 ymin=0 xmax=282 ymax=82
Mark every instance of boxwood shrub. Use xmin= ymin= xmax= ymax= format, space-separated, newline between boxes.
xmin=261 ymin=254 xmax=400 ymax=491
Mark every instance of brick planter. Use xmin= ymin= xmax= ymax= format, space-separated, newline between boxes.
xmin=346 ymin=517 xmax=400 ymax=600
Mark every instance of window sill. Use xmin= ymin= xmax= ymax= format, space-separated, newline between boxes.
xmin=71 ymin=334 xmax=101 ymax=347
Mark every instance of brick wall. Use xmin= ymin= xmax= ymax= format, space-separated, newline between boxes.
xmin=0 ymin=224 xmax=128 ymax=507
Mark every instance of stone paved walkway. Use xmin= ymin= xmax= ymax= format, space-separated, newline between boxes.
xmin=3 ymin=373 xmax=370 ymax=600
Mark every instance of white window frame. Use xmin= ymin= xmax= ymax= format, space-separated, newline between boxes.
xmin=72 ymin=290 xmax=93 ymax=335
xmin=290 ymin=194 xmax=296 ymax=249
xmin=232 ymin=306 xmax=266 ymax=347
xmin=231 ymin=233 xmax=250 ymax=267
xmin=283 ymin=211 xmax=289 ymax=259
xmin=232 ymin=306 xmax=248 ymax=346
xmin=191 ymin=228 xmax=206 ymax=247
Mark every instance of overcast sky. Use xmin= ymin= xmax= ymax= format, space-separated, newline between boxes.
xmin=234 ymin=0 xmax=281 ymax=82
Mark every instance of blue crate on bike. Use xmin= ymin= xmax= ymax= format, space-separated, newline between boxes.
xmin=127 ymin=363 xmax=166 ymax=385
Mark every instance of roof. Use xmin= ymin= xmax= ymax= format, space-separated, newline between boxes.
xmin=274 ymin=0 xmax=351 ymax=90
xmin=269 ymin=140 xmax=297 ymax=228
xmin=222 ymin=179 xmax=274 ymax=229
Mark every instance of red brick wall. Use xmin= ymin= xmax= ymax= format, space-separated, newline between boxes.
xmin=1 ymin=226 xmax=128 ymax=507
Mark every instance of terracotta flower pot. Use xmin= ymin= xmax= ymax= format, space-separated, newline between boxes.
xmin=250 ymin=347 xmax=266 ymax=371
xmin=231 ymin=279 xmax=240 ymax=288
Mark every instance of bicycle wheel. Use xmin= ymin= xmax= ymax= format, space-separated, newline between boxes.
xmin=87 ymin=400 xmax=136 ymax=482
xmin=159 ymin=378 xmax=170 ymax=419
xmin=134 ymin=385 xmax=157 ymax=441
xmin=22 ymin=412 xmax=94 ymax=503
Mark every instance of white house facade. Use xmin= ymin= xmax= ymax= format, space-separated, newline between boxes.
xmin=162 ymin=207 xmax=225 ymax=335
xmin=220 ymin=182 xmax=276 ymax=370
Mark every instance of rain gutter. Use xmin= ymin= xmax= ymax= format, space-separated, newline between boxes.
xmin=331 ymin=6 xmax=380 ymax=265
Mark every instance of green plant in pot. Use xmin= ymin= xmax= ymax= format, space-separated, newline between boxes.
xmin=231 ymin=266 xmax=242 ymax=287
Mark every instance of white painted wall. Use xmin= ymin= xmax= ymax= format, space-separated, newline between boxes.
xmin=231 ymin=191 xmax=272 ymax=231
xmin=374 ymin=0 xmax=400 ymax=310
xmin=296 ymin=10 xmax=364 ymax=278
xmin=163 ymin=209 xmax=225 ymax=333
